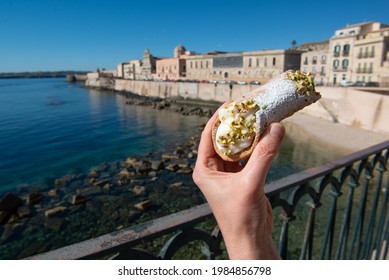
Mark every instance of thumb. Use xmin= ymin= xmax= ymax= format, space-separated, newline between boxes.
xmin=243 ymin=123 xmax=285 ymax=183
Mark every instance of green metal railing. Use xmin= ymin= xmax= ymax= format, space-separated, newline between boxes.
xmin=28 ymin=140 xmax=389 ymax=260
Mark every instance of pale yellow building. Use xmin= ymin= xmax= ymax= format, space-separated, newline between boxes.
xmin=155 ymin=45 xmax=187 ymax=80
xmin=328 ymin=22 xmax=389 ymax=85
xmin=354 ymin=26 xmax=389 ymax=84
xmin=117 ymin=59 xmax=142 ymax=80
xmin=186 ymin=49 xmax=302 ymax=83
xmin=299 ymin=41 xmax=330 ymax=85
xmin=117 ymin=49 xmax=158 ymax=80
xmin=156 ymin=58 xmax=186 ymax=80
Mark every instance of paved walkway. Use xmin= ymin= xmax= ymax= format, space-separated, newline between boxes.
xmin=285 ymin=112 xmax=389 ymax=153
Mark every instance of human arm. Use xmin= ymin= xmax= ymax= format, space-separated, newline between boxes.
xmin=192 ymin=111 xmax=285 ymax=259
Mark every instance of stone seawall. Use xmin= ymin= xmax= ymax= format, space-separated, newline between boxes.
xmin=93 ymin=78 xmax=389 ymax=134
xmin=303 ymin=86 xmax=389 ymax=134
xmin=115 ymin=79 xmax=260 ymax=102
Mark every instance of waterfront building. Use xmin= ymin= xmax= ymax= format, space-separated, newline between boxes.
xmin=117 ymin=49 xmax=158 ymax=80
xmin=117 ymin=59 xmax=142 ymax=80
xmin=185 ymin=49 xmax=302 ymax=83
xmin=353 ymin=25 xmax=389 ymax=85
xmin=380 ymin=51 xmax=389 ymax=87
xmin=116 ymin=21 xmax=389 ymax=86
xmin=298 ymin=41 xmax=330 ymax=85
xmin=141 ymin=49 xmax=158 ymax=80
xmin=328 ymin=22 xmax=389 ymax=85
xmin=155 ymin=45 xmax=187 ymax=80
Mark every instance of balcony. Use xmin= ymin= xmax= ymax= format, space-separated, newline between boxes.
xmin=358 ymin=53 xmax=375 ymax=59
xmin=27 ymin=141 xmax=389 ymax=260
xmin=333 ymin=52 xmax=340 ymax=57
xmin=343 ymin=51 xmax=349 ymax=57
xmin=356 ymin=68 xmax=373 ymax=74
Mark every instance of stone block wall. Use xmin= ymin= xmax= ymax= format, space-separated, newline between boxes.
xmin=113 ymin=79 xmax=389 ymax=134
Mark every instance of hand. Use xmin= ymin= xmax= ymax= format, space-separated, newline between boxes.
xmin=193 ymin=110 xmax=285 ymax=259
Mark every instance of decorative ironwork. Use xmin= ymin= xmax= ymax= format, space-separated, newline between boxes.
xmin=27 ymin=141 xmax=389 ymax=260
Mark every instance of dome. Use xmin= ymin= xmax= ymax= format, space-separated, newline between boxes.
xmin=174 ymin=45 xmax=186 ymax=58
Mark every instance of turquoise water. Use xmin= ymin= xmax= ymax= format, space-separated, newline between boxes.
xmin=0 ymin=78 xmax=207 ymax=193
xmin=0 ymin=78 xmax=347 ymax=195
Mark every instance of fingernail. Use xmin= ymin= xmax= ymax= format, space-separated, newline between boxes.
xmin=270 ymin=124 xmax=285 ymax=140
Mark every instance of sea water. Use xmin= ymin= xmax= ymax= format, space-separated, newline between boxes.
xmin=0 ymin=78 xmax=208 ymax=193
xmin=0 ymin=78 xmax=345 ymax=195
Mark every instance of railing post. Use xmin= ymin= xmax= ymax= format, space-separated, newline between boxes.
xmin=278 ymin=210 xmax=294 ymax=260
xmin=349 ymin=161 xmax=372 ymax=259
xmin=299 ymin=202 xmax=318 ymax=260
xmin=320 ymin=189 xmax=341 ymax=259
xmin=362 ymin=160 xmax=385 ymax=258
xmin=335 ymin=178 xmax=358 ymax=259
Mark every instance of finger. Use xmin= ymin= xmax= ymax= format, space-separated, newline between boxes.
xmin=243 ymin=123 xmax=285 ymax=183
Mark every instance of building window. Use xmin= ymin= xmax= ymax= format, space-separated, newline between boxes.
xmin=343 ymin=44 xmax=350 ymax=56
xmin=256 ymin=58 xmax=259 ymax=67
xmin=321 ymin=66 xmax=325 ymax=75
xmin=303 ymin=66 xmax=307 ymax=72
xmin=342 ymin=59 xmax=349 ymax=70
xmin=303 ymin=57 xmax=308 ymax=65
xmin=334 ymin=45 xmax=341 ymax=56
xmin=272 ymin=57 xmax=276 ymax=66
xmin=238 ymin=71 xmax=241 ymax=75
xmin=264 ymin=58 xmax=267 ymax=66
xmin=206 ymin=61 xmax=209 ymax=68
xmin=312 ymin=66 xmax=316 ymax=74
xmin=190 ymin=61 xmax=192 ymax=68
xmin=248 ymin=58 xmax=252 ymax=67
xmin=200 ymin=61 xmax=203 ymax=68
xmin=312 ymin=56 xmax=317 ymax=64
xmin=342 ymin=74 xmax=346 ymax=80
xmin=333 ymin=59 xmax=339 ymax=69
xmin=321 ymin=55 xmax=326 ymax=64
xmin=195 ymin=61 xmax=198 ymax=68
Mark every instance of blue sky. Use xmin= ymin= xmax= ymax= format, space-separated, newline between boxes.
xmin=1 ymin=0 xmax=388 ymax=73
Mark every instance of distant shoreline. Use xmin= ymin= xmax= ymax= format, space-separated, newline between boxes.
xmin=0 ymin=71 xmax=89 ymax=79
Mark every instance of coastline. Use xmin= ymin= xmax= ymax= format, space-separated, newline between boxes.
xmin=1 ymin=85 xmax=388 ymax=259
xmin=0 ymin=125 xmax=206 ymax=259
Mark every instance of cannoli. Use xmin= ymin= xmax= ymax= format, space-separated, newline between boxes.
xmin=212 ymin=70 xmax=321 ymax=162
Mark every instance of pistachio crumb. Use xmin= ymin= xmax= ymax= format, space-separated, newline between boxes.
xmin=287 ymin=70 xmax=320 ymax=96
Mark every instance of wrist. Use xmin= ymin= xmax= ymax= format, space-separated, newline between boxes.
xmin=224 ymin=231 xmax=280 ymax=260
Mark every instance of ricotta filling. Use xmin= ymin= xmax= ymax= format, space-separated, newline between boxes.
xmin=216 ymin=99 xmax=258 ymax=156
